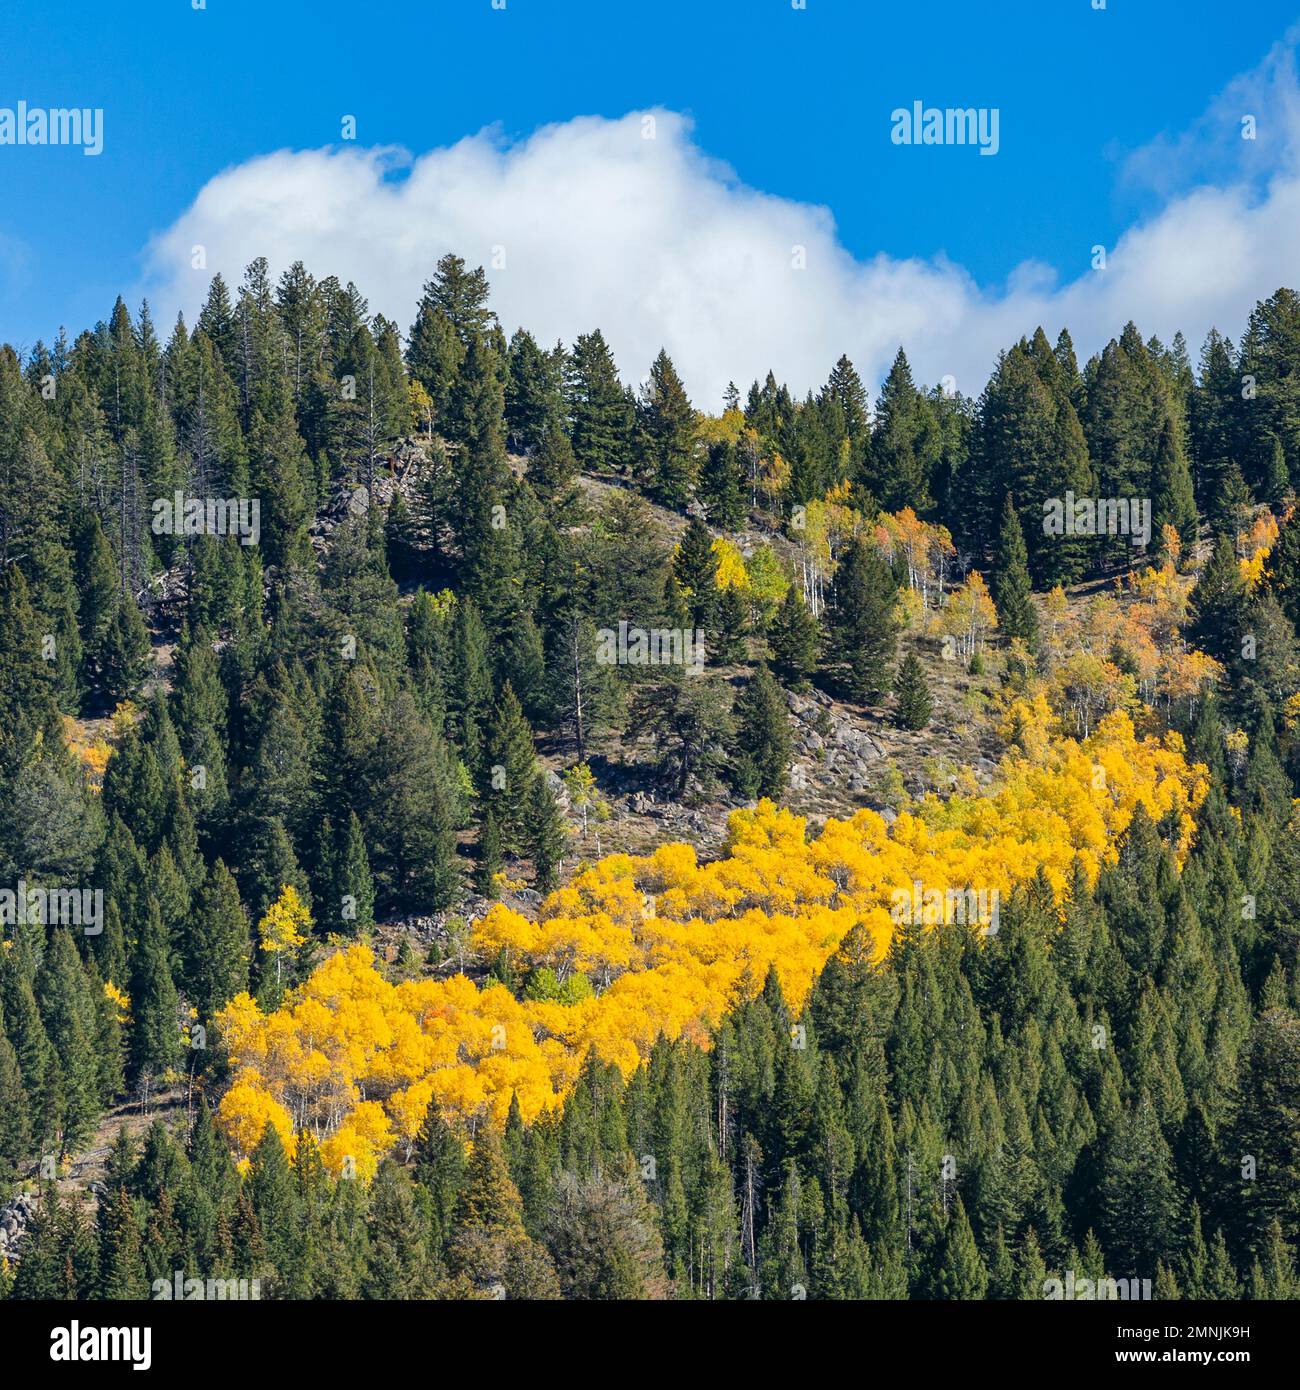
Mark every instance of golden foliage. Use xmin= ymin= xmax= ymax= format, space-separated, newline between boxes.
xmin=216 ymin=712 xmax=1207 ymax=1172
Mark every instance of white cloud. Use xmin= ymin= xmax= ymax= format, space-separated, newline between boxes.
xmin=143 ymin=32 xmax=1300 ymax=408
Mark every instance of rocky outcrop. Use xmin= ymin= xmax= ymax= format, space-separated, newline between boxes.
xmin=0 ymin=1191 xmax=37 ymax=1263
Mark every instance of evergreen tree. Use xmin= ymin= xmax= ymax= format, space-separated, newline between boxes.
xmin=98 ymin=592 xmax=153 ymax=704
xmin=525 ymin=776 xmax=568 ymax=894
xmin=476 ymin=810 xmax=504 ymax=899
xmin=479 ymin=682 xmax=537 ymax=851
xmin=96 ymin=1185 xmax=149 ymax=1299
xmin=767 ymin=585 xmax=819 ymax=690
xmin=1188 ymin=534 xmax=1249 ymax=672
xmin=330 ymin=811 xmax=376 ymax=935
xmin=821 ymin=538 xmax=899 ymax=703
xmin=990 ymin=493 xmax=1039 ymax=644
xmin=732 ymin=664 xmax=792 ymax=800
xmin=638 ymin=349 xmax=696 ymax=509
xmin=698 ymin=440 xmax=745 ymax=529
xmin=1150 ymin=417 xmax=1199 ymax=555
xmin=450 ymin=1126 xmax=560 ymax=1299
xmin=566 ymin=330 xmax=629 ymax=476
xmin=673 ymin=518 xmax=720 ymax=632
xmin=187 ymin=860 xmax=251 ymax=1020
xmin=129 ymin=899 xmax=180 ymax=1085
xmin=894 ymin=652 xmax=933 ymax=731
xmin=528 ymin=417 xmax=578 ymax=498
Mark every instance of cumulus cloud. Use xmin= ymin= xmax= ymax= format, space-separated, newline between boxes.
xmin=143 ymin=31 xmax=1300 ymax=407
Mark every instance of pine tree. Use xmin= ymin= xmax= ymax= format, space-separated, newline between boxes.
xmin=732 ymin=664 xmax=792 ymax=800
xmin=926 ymin=1196 xmax=988 ymax=1299
xmin=0 ymin=997 xmax=30 ymax=1191
xmin=698 ymin=441 xmax=745 ymax=529
xmin=767 ymin=585 xmax=819 ymax=690
xmin=1265 ymin=505 xmax=1300 ymax=629
xmin=867 ymin=348 xmax=937 ymax=512
xmin=99 ymin=591 xmax=152 ymax=703
xmin=363 ymin=1159 xmax=439 ymax=1298
xmin=543 ymin=1157 xmax=669 ymax=1299
xmin=446 ymin=596 xmax=492 ymax=774
xmin=476 ymin=810 xmax=503 ymax=899
xmin=1262 ymin=433 xmax=1290 ymax=505
xmin=96 ymin=1185 xmax=149 ymax=1299
xmin=1150 ymin=417 xmax=1199 ymax=555
xmin=0 ymin=564 xmax=58 ymax=764
xmin=450 ymin=1125 xmax=559 ymax=1298
xmin=1231 ymin=1010 xmax=1300 ymax=1255
xmin=504 ymin=328 xmax=563 ymax=454
xmin=822 ymin=538 xmax=899 ymax=703
xmin=331 ymin=810 xmax=375 ymax=934
xmin=1100 ymin=1093 xmax=1184 ymax=1279
xmin=894 ymin=652 xmax=933 ymax=730
xmin=528 ymin=417 xmax=577 ymax=497
xmin=129 ymin=898 xmax=180 ymax=1085
xmin=991 ymin=493 xmax=1039 ymax=644
xmin=673 ymin=517 xmax=719 ymax=632
xmin=526 ymin=776 xmax=568 ymax=894
xmin=367 ymin=691 xmax=461 ymax=913
xmin=638 ymin=349 xmax=696 ymax=509
xmin=566 ymin=330 xmax=629 ymax=476
xmin=478 ymin=681 xmax=537 ymax=852
xmin=413 ymin=1099 xmax=467 ymax=1255
xmin=34 ymin=929 xmax=102 ymax=1153
xmin=187 ymin=859 xmax=250 ymax=1019
xmin=1188 ymin=533 xmax=1249 ymax=671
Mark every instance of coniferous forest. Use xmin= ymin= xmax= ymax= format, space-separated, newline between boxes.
xmin=0 ymin=250 xmax=1299 ymax=1316
xmin=5 ymin=16 xmax=1300 ymax=1361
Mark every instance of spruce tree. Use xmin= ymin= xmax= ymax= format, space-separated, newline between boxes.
xmin=1150 ymin=417 xmax=1199 ymax=555
xmin=991 ymin=493 xmax=1039 ymax=644
xmin=566 ymin=330 xmax=629 ymax=476
xmin=528 ymin=417 xmax=578 ymax=497
xmin=99 ymin=592 xmax=153 ymax=704
xmin=367 ymin=691 xmax=461 ymax=913
xmin=475 ymin=809 xmax=503 ymax=899
xmin=638 ymin=349 xmax=696 ymax=509
xmin=698 ymin=441 xmax=745 ymax=529
xmin=732 ymin=664 xmax=792 ymax=800
xmin=0 ymin=1026 xmax=31 ymax=1189
xmin=767 ymin=585 xmax=819 ymax=690
xmin=526 ymin=776 xmax=568 ymax=894
xmin=129 ymin=898 xmax=180 ymax=1084
xmin=1265 ymin=505 xmax=1300 ymax=629
xmin=821 ymin=538 xmax=899 ymax=703
xmin=96 ymin=1185 xmax=149 ymax=1299
xmin=480 ymin=682 xmax=537 ymax=851
xmin=894 ymin=652 xmax=933 ymax=730
xmin=187 ymin=859 xmax=251 ymax=1019
xmin=1188 ymin=534 xmax=1249 ymax=671
xmin=332 ymin=810 xmax=375 ymax=934
xmin=674 ymin=518 xmax=720 ymax=632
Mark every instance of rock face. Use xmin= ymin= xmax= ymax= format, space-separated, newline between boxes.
xmin=0 ymin=1191 xmax=37 ymax=1263
xmin=309 ymin=439 xmax=432 ymax=551
xmin=783 ymin=686 xmax=893 ymax=818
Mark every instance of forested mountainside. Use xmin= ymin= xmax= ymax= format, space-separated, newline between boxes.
xmin=2 ymin=257 xmax=1300 ymax=1299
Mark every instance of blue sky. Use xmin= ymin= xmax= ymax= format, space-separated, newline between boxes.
xmin=2 ymin=0 xmax=1299 ymax=399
